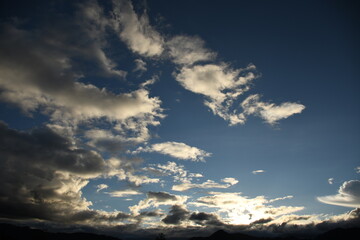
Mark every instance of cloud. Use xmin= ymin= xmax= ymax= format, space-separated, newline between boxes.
xmin=133 ymin=59 xmax=147 ymax=72
xmin=356 ymin=167 xmax=360 ymax=173
xmin=166 ymin=35 xmax=216 ymax=65
xmin=317 ymin=180 xmax=360 ymax=208
xmin=0 ymin=122 xmax=106 ymax=222
xmin=143 ymin=161 xmax=203 ymax=184
xmin=0 ymin=24 xmax=164 ymax=133
xmin=241 ymin=94 xmax=305 ymax=125
xmin=162 ymin=205 xmax=190 ymax=225
xmin=175 ymin=63 xmax=255 ymax=102
xmin=106 ymin=157 xmax=160 ymax=186
xmin=189 ymin=212 xmax=224 ymax=226
xmin=328 ymin=178 xmax=334 ymax=185
xmin=191 ymin=192 xmax=303 ymax=224
xmin=111 ymin=0 xmax=164 ymax=57
xmin=175 ymin=62 xmax=304 ymax=126
xmin=129 ymin=191 xmax=188 ymax=215
xmin=107 ymin=189 xmax=142 ymax=197
xmin=252 ymin=170 xmax=265 ymax=175
xmin=175 ymin=63 xmax=257 ymax=125
xmin=96 ymin=184 xmax=109 ymax=192
xmin=172 ymin=178 xmax=238 ymax=192
xmin=133 ymin=141 xmax=211 ymax=162
xmin=140 ymin=75 xmax=159 ymax=88
xmin=221 ymin=178 xmax=239 ymax=185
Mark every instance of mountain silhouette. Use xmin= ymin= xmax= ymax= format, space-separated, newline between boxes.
xmin=1 ymin=223 xmax=360 ymax=240
xmin=189 ymin=228 xmax=360 ymax=240
xmin=190 ymin=229 xmax=270 ymax=240
xmin=0 ymin=223 xmax=122 ymax=240
xmin=316 ymin=228 xmax=360 ymax=240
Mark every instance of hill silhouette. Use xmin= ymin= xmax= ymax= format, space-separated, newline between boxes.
xmin=0 ymin=223 xmax=122 ymax=240
xmin=1 ymin=223 xmax=360 ymax=240
xmin=189 ymin=228 xmax=360 ymax=240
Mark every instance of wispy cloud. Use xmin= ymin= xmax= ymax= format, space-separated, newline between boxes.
xmin=133 ymin=58 xmax=147 ymax=73
xmin=96 ymin=184 xmax=109 ymax=192
xmin=328 ymin=178 xmax=334 ymax=185
xmin=107 ymin=189 xmax=142 ymax=197
xmin=144 ymin=161 xmax=203 ymax=184
xmin=241 ymin=94 xmax=305 ymax=125
xmin=252 ymin=169 xmax=266 ymax=175
xmin=172 ymin=178 xmax=238 ymax=191
xmin=166 ymin=35 xmax=216 ymax=65
xmin=111 ymin=0 xmax=164 ymax=57
xmin=133 ymin=141 xmax=211 ymax=162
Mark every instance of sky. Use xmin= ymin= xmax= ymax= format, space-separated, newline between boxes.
xmin=0 ymin=0 xmax=359 ymax=239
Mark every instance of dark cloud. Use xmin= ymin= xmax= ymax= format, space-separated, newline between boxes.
xmin=162 ymin=205 xmax=189 ymax=225
xmin=139 ymin=210 xmax=164 ymax=218
xmin=147 ymin=191 xmax=178 ymax=202
xmin=189 ymin=212 xmax=224 ymax=226
xmin=250 ymin=218 xmax=274 ymax=225
xmin=0 ymin=122 xmax=106 ymax=222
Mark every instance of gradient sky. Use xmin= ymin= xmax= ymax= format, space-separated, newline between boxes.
xmin=0 ymin=0 xmax=359 ymax=239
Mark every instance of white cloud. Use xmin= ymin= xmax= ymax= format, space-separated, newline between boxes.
xmin=328 ymin=178 xmax=334 ymax=185
xmin=356 ymin=166 xmax=360 ymax=173
xmin=252 ymin=170 xmax=265 ymax=175
xmin=106 ymin=158 xmax=160 ymax=186
xmin=268 ymin=195 xmax=294 ymax=203
xmin=0 ymin=25 xmax=164 ymax=133
xmin=129 ymin=191 xmax=188 ymax=215
xmin=191 ymin=192 xmax=303 ymax=224
xmin=167 ymin=35 xmax=216 ymax=65
xmin=175 ymin=63 xmax=257 ymax=125
xmin=96 ymin=184 xmax=109 ymax=192
xmin=111 ymin=0 xmax=164 ymax=57
xmin=176 ymin=63 xmax=255 ymax=102
xmin=140 ymin=75 xmax=158 ymax=88
xmin=221 ymin=177 xmax=239 ymax=185
xmin=107 ymin=189 xmax=142 ymax=197
xmin=175 ymin=62 xmax=305 ymax=125
xmin=133 ymin=142 xmax=211 ymax=162
xmin=172 ymin=178 xmax=238 ymax=192
xmin=143 ymin=161 xmax=203 ymax=184
xmin=318 ymin=180 xmax=360 ymax=208
xmin=241 ymin=94 xmax=305 ymax=125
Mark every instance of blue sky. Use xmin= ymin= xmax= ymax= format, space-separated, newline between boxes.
xmin=0 ymin=0 xmax=359 ymax=238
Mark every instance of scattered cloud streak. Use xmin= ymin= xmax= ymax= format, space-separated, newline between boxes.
xmin=133 ymin=141 xmax=211 ymax=162
xmin=172 ymin=178 xmax=238 ymax=192
xmin=328 ymin=178 xmax=334 ymax=185
xmin=107 ymin=189 xmax=142 ymax=198
xmin=252 ymin=170 xmax=265 ymax=175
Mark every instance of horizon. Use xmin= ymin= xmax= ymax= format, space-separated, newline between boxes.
xmin=0 ymin=0 xmax=359 ymax=239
